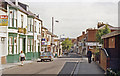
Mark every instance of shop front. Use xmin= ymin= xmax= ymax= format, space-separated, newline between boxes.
xmin=26 ymin=35 xmax=34 ymax=60
xmin=7 ymin=33 xmax=19 ymax=63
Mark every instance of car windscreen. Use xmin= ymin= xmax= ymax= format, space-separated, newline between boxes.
xmin=42 ymin=52 xmax=51 ymax=56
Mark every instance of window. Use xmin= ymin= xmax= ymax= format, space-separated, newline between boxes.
xmin=9 ymin=10 xmax=17 ymax=27
xmin=34 ymin=21 xmax=36 ymax=32
xmin=27 ymin=18 xmax=30 ymax=31
xmin=28 ymin=39 xmax=31 ymax=52
xmin=28 ymin=18 xmax=33 ymax=32
xmin=39 ymin=23 xmax=41 ymax=33
xmin=8 ymin=37 xmax=17 ymax=54
xmin=31 ymin=39 xmax=33 ymax=52
xmin=14 ymin=37 xmax=17 ymax=54
xmin=35 ymin=40 xmax=36 ymax=52
xmin=21 ymin=15 xmax=23 ymax=28
xmin=8 ymin=37 xmax=13 ymax=54
xmin=31 ymin=19 xmax=33 ymax=32
xmin=9 ymin=11 xmax=13 ymax=27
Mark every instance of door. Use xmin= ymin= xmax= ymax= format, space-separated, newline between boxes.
xmin=23 ymin=38 xmax=26 ymax=53
xmin=38 ymin=45 xmax=40 ymax=58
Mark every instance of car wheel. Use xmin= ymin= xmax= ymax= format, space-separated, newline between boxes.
xmin=41 ymin=59 xmax=43 ymax=62
xmin=49 ymin=59 xmax=51 ymax=61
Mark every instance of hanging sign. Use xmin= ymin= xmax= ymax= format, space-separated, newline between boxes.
xmin=0 ymin=15 xmax=8 ymax=26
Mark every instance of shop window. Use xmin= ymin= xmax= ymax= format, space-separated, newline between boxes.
xmin=14 ymin=37 xmax=17 ymax=54
xmin=8 ymin=37 xmax=13 ymax=54
xmin=31 ymin=39 xmax=33 ymax=52
xmin=35 ymin=40 xmax=36 ymax=52
xmin=28 ymin=39 xmax=31 ymax=52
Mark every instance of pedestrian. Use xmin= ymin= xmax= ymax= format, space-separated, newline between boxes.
xmin=87 ymin=49 xmax=92 ymax=63
xmin=19 ymin=51 xmax=25 ymax=66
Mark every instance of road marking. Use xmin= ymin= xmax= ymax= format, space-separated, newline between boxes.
xmin=70 ymin=61 xmax=79 ymax=76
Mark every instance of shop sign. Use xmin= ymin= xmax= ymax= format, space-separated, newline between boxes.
xmin=18 ymin=28 xmax=26 ymax=34
xmin=0 ymin=15 xmax=8 ymax=26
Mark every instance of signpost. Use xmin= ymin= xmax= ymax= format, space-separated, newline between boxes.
xmin=0 ymin=15 xmax=8 ymax=26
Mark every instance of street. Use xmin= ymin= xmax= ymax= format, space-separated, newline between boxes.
xmin=2 ymin=53 xmax=104 ymax=76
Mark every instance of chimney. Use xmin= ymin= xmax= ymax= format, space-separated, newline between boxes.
xmin=82 ymin=31 xmax=85 ymax=35
xmin=37 ymin=14 xmax=40 ymax=18
xmin=15 ymin=0 xmax=18 ymax=6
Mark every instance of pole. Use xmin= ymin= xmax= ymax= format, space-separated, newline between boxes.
xmin=51 ymin=17 xmax=54 ymax=53
xmin=52 ymin=17 xmax=54 ymax=34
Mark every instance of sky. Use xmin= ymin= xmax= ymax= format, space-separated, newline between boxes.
xmin=19 ymin=0 xmax=119 ymax=38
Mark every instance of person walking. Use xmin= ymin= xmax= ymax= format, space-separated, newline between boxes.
xmin=87 ymin=49 xmax=92 ymax=63
xmin=19 ymin=51 xmax=25 ymax=66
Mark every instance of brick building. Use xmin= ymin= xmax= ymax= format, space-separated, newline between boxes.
xmin=85 ymin=28 xmax=102 ymax=55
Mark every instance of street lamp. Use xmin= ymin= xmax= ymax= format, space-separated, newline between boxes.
xmin=51 ymin=17 xmax=59 ymax=54
xmin=52 ymin=17 xmax=59 ymax=35
xmin=51 ymin=17 xmax=59 ymax=45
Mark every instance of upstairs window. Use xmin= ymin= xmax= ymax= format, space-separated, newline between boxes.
xmin=39 ymin=23 xmax=41 ymax=33
xmin=34 ymin=21 xmax=36 ymax=32
xmin=21 ymin=15 xmax=23 ymax=28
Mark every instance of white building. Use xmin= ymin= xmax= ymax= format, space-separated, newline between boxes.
xmin=0 ymin=7 xmax=8 ymax=64
xmin=0 ymin=0 xmax=42 ymax=63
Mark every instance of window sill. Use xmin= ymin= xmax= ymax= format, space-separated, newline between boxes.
xmin=8 ymin=27 xmax=18 ymax=29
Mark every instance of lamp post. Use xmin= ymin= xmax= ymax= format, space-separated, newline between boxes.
xmin=51 ymin=17 xmax=59 ymax=53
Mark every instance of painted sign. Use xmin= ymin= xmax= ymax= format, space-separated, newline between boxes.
xmin=18 ymin=28 xmax=26 ymax=34
xmin=0 ymin=15 xmax=8 ymax=26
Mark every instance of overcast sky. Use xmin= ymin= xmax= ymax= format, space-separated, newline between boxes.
xmin=19 ymin=0 xmax=119 ymax=38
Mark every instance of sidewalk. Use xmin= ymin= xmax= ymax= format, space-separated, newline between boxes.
xmin=74 ymin=57 xmax=105 ymax=75
xmin=0 ymin=60 xmax=33 ymax=71
xmin=0 ymin=58 xmax=58 ymax=71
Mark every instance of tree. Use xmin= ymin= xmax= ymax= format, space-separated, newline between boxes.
xmin=96 ymin=24 xmax=111 ymax=44
xmin=61 ymin=38 xmax=73 ymax=52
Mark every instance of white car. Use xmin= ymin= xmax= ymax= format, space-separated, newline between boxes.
xmin=40 ymin=52 xmax=54 ymax=62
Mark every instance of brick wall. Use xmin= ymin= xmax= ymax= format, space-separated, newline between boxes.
xmin=87 ymin=29 xmax=97 ymax=42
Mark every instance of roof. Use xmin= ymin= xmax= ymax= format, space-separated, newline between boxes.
xmin=101 ymin=31 xmax=120 ymax=39
xmin=4 ymin=0 xmax=42 ymax=21
xmin=77 ymin=34 xmax=86 ymax=41
xmin=42 ymin=26 xmax=48 ymax=30
xmin=52 ymin=34 xmax=58 ymax=38
xmin=47 ymin=31 xmax=52 ymax=35
xmin=0 ymin=7 xmax=7 ymax=12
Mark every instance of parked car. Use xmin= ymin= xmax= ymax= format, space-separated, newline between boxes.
xmin=40 ymin=52 xmax=53 ymax=62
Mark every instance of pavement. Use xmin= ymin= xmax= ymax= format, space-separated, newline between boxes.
xmin=0 ymin=60 xmax=33 ymax=71
xmin=74 ymin=57 xmax=105 ymax=75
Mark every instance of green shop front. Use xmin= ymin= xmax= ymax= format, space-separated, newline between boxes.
xmin=7 ymin=33 xmax=19 ymax=63
xmin=26 ymin=35 xmax=34 ymax=60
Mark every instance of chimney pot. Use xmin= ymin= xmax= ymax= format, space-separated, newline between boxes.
xmin=82 ymin=31 xmax=85 ymax=35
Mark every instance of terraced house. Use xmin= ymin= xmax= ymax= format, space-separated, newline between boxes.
xmin=0 ymin=0 xmax=42 ymax=64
